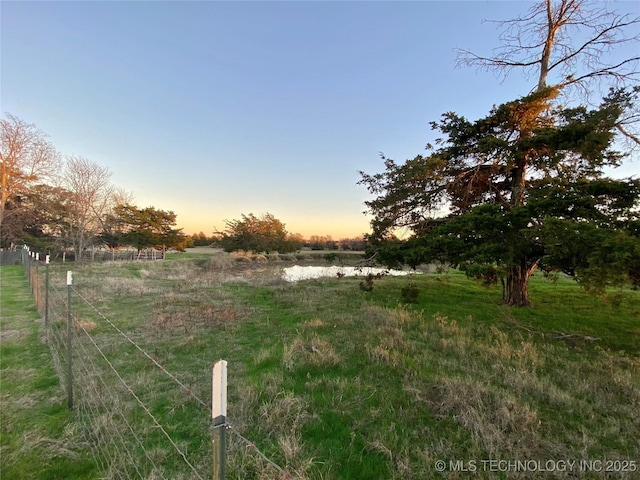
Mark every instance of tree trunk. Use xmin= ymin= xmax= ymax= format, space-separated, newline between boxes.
xmin=505 ymin=260 xmax=537 ymax=307
xmin=536 ymin=0 xmax=557 ymax=92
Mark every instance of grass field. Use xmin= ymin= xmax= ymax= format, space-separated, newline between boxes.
xmin=1 ymin=255 xmax=639 ymax=479
xmin=0 ymin=266 xmax=97 ymax=479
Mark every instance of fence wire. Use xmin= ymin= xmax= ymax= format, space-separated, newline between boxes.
xmin=22 ymin=250 xmax=295 ymax=480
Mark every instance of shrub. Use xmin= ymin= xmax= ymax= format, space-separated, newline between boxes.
xmin=401 ymin=282 xmax=420 ymax=303
xmin=267 ymin=252 xmax=281 ymax=262
xmin=359 ymin=274 xmax=375 ymax=292
xmin=324 ymin=252 xmax=338 ymax=264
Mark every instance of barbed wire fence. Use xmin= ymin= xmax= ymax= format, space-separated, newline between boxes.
xmin=21 ymin=246 xmax=296 ymax=480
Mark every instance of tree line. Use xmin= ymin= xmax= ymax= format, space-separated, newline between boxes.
xmin=0 ymin=119 xmax=365 ymax=259
xmin=189 ymin=213 xmax=366 ymax=252
xmin=0 ymin=115 xmax=185 ymax=258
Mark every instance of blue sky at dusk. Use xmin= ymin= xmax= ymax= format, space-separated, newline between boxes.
xmin=2 ymin=1 xmax=638 ymax=238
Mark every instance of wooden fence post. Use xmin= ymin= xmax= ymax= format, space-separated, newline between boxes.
xmin=212 ymin=360 xmax=227 ymax=480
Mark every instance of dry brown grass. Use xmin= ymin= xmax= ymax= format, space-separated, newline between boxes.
xmin=281 ymin=335 xmax=340 ymax=371
xmin=429 ymin=377 xmax=541 ymax=457
xmin=363 ymin=304 xmax=415 ymax=367
xmin=151 ymin=295 xmax=238 ymax=332
xmin=0 ymin=328 xmax=30 ymax=341
xmin=207 ymin=253 xmax=234 ymax=271
xmin=74 ymin=319 xmax=97 ymax=332
xmin=303 ymin=318 xmax=325 ymax=328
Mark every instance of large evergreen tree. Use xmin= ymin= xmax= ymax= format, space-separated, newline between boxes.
xmin=105 ymin=204 xmax=186 ymax=252
xmin=359 ymin=86 xmax=639 ymax=306
xmin=360 ymin=0 xmax=639 ymax=306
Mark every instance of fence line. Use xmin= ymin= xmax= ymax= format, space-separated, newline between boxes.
xmin=71 ymin=286 xmax=208 ymax=409
xmin=43 ymin=268 xmax=163 ymax=478
xmin=20 ymin=246 xmax=295 ymax=479
xmin=71 ymin=318 xmax=162 ymax=478
xmin=40 ymin=265 xmax=210 ymax=478
xmin=75 ymin=320 xmax=205 ymax=480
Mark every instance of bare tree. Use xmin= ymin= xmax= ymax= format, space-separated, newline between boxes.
xmin=112 ymin=186 xmax=135 ymax=208
xmin=456 ymin=0 xmax=640 ymax=145
xmin=0 ymin=113 xmax=61 ymax=233
xmin=64 ymin=156 xmax=114 ymax=260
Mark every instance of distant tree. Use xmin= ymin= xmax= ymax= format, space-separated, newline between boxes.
xmin=63 ymin=156 xmax=114 ymax=259
xmin=0 ymin=113 xmax=61 ymax=238
xmin=21 ymin=184 xmax=72 ymax=251
xmin=308 ymin=235 xmax=324 ymax=250
xmin=106 ymin=204 xmax=186 ymax=251
xmin=0 ymin=184 xmax=71 ymax=250
xmin=191 ymin=231 xmax=212 ymax=247
xmin=326 ymin=240 xmax=338 ymax=250
xmin=220 ymin=212 xmax=298 ymax=253
xmin=98 ymin=187 xmax=137 ymax=249
xmin=286 ymin=232 xmax=305 ymax=251
xmin=308 ymin=235 xmax=334 ymax=250
xmin=340 ymin=237 xmax=367 ymax=251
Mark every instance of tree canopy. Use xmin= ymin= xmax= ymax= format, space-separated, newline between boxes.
xmin=360 ymin=0 xmax=639 ymax=306
xmin=104 ymin=204 xmax=186 ymax=251
xmin=0 ymin=113 xmax=191 ymax=256
xmin=0 ymin=113 xmax=60 ymax=237
xmin=360 ymin=86 xmax=640 ymax=306
xmin=219 ymin=212 xmax=300 ymax=253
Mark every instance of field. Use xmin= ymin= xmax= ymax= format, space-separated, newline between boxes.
xmin=1 ymin=251 xmax=639 ymax=479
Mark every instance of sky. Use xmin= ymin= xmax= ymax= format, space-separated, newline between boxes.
xmin=2 ymin=0 xmax=638 ymax=238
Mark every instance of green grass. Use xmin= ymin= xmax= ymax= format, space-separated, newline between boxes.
xmin=0 ymin=266 xmax=97 ymax=480
xmin=2 ymin=259 xmax=639 ymax=479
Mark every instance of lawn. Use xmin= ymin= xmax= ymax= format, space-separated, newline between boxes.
xmin=0 ymin=265 xmax=97 ymax=480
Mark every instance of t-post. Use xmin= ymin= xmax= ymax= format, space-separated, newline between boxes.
xmin=44 ymin=255 xmax=50 ymax=327
xmin=212 ymin=360 xmax=227 ymax=480
xmin=66 ymin=271 xmax=73 ymax=410
xmin=34 ymin=253 xmax=40 ymax=308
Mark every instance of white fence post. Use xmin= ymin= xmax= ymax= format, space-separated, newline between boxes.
xmin=212 ymin=360 xmax=227 ymax=480
xmin=66 ymin=271 xmax=73 ymax=410
xmin=44 ymin=255 xmax=50 ymax=327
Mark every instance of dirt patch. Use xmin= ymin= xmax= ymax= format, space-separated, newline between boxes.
xmin=184 ymin=247 xmax=224 ymax=254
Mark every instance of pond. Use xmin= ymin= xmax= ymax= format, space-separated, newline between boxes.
xmin=282 ymin=265 xmax=420 ymax=282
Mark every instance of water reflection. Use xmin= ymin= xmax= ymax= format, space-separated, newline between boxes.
xmin=282 ymin=265 xmax=418 ymax=282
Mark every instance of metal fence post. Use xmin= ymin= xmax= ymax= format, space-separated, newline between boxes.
xmin=212 ymin=360 xmax=227 ymax=480
xmin=28 ymin=252 xmax=33 ymax=288
xmin=23 ymin=246 xmax=29 ymax=277
xmin=34 ymin=253 xmax=40 ymax=309
xmin=44 ymin=256 xmax=50 ymax=327
xmin=66 ymin=270 xmax=74 ymax=410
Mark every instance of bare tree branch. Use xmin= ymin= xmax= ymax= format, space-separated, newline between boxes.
xmin=456 ymin=0 xmax=640 ymax=96
xmin=0 ymin=114 xmax=60 ymax=231
xmin=616 ymin=123 xmax=640 ymax=146
xmin=64 ymin=156 xmax=114 ymax=259
xmin=455 ymin=0 xmax=640 ymax=151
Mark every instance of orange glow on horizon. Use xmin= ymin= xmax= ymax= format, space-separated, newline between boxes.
xmin=178 ymin=214 xmax=372 ymax=240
